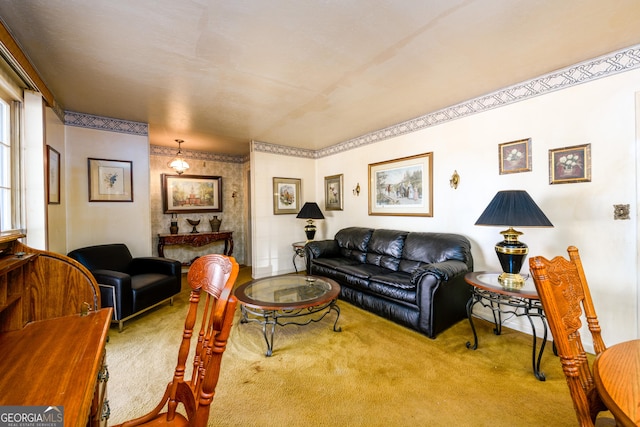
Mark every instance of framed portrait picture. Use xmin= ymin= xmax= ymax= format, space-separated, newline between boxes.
xmin=88 ymin=158 xmax=133 ymax=202
xmin=273 ymin=177 xmax=301 ymax=214
xmin=368 ymin=152 xmax=433 ymax=217
xmin=162 ymin=174 xmax=222 ymax=213
xmin=549 ymin=143 xmax=591 ymax=184
xmin=324 ymin=174 xmax=343 ymax=211
xmin=499 ymin=138 xmax=532 ymax=174
xmin=47 ymin=145 xmax=60 ymax=204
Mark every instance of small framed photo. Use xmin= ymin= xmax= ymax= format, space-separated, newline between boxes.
xmin=324 ymin=174 xmax=343 ymax=211
xmin=162 ymin=174 xmax=222 ymax=213
xmin=88 ymin=158 xmax=133 ymax=202
xmin=499 ymin=138 xmax=532 ymax=174
xmin=368 ymin=152 xmax=433 ymax=217
xmin=47 ymin=145 xmax=60 ymax=204
xmin=273 ymin=177 xmax=301 ymax=214
xmin=549 ymin=143 xmax=591 ymax=184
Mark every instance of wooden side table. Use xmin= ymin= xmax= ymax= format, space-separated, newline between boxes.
xmin=464 ymin=271 xmax=550 ymax=381
xmin=158 ymin=231 xmax=233 ymax=265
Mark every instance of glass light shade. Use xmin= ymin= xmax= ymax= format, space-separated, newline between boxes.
xmin=168 ymin=157 xmax=189 ymax=174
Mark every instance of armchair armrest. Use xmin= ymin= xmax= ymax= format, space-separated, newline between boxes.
xmin=92 ymin=269 xmax=134 ymax=319
xmin=130 ymin=257 xmax=182 ymax=277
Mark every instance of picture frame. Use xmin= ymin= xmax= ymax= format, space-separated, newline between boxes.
xmin=47 ymin=145 xmax=60 ymax=204
xmin=273 ymin=177 xmax=301 ymax=215
xmin=88 ymin=158 xmax=133 ymax=202
xmin=368 ymin=152 xmax=433 ymax=217
xmin=499 ymin=138 xmax=532 ymax=174
xmin=162 ymin=174 xmax=222 ymax=213
xmin=549 ymin=143 xmax=591 ymax=184
xmin=324 ymin=174 xmax=343 ymax=211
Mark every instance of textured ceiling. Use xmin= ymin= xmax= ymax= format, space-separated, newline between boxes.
xmin=1 ymin=0 xmax=640 ymax=156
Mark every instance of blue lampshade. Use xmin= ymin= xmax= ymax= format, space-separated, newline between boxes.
xmin=475 ymin=190 xmax=553 ymax=227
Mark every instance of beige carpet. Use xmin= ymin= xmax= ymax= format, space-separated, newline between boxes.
xmin=106 ymin=268 xmax=586 ymax=426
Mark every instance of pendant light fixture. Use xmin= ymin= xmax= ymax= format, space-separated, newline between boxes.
xmin=168 ymin=139 xmax=189 ymax=174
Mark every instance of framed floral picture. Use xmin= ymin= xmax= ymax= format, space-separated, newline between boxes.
xmin=88 ymin=158 xmax=133 ymax=202
xmin=499 ymin=138 xmax=532 ymax=174
xmin=368 ymin=152 xmax=433 ymax=216
xmin=273 ymin=177 xmax=301 ymax=214
xmin=324 ymin=174 xmax=343 ymax=211
xmin=549 ymin=143 xmax=591 ymax=184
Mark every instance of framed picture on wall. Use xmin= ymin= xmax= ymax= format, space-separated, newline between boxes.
xmin=88 ymin=158 xmax=133 ymax=202
xmin=549 ymin=143 xmax=591 ymax=184
xmin=273 ymin=177 xmax=301 ymax=214
xmin=499 ymin=138 xmax=532 ymax=174
xmin=368 ymin=152 xmax=433 ymax=216
xmin=162 ymin=174 xmax=223 ymax=213
xmin=47 ymin=145 xmax=60 ymax=204
xmin=324 ymin=174 xmax=343 ymax=211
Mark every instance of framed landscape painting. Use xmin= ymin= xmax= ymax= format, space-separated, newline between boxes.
xmin=162 ymin=174 xmax=222 ymax=213
xmin=368 ymin=152 xmax=433 ymax=217
xmin=273 ymin=177 xmax=301 ymax=214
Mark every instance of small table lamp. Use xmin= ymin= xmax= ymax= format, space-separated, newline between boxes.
xmin=475 ymin=190 xmax=553 ymax=289
xmin=296 ymin=202 xmax=325 ymax=241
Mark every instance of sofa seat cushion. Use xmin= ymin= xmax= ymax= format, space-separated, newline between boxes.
xmin=369 ymin=271 xmax=416 ymax=304
xmin=131 ymin=273 xmax=177 ymax=311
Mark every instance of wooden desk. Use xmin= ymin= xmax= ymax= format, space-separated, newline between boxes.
xmin=0 ymin=308 xmax=112 ymax=427
xmin=158 ymin=231 xmax=233 ymax=264
xmin=594 ymin=339 xmax=640 ymax=427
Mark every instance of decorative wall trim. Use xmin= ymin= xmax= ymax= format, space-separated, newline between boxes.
xmin=150 ymin=144 xmax=246 ymax=164
xmin=251 ymin=140 xmax=317 ymax=159
xmin=64 ymin=111 xmax=148 ymax=136
xmin=256 ymin=44 xmax=640 ymax=159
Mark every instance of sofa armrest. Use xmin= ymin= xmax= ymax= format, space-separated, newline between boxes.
xmin=130 ymin=257 xmax=182 ymax=278
xmin=92 ymin=269 xmax=133 ymax=319
xmin=304 ymin=240 xmax=340 ymax=273
xmin=410 ymin=259 xmax=469 ymax=283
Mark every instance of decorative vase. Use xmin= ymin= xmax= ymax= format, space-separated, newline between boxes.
xmin=169 ymin=221 xmax=179 ymax=234
xmin=209 ymin=216 xmax=222 ymax=232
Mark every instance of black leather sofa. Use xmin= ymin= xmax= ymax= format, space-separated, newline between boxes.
xmin=68 ymin=243 xmax=182 ymax=331
xmin=305 ymin=227 xmax=473 ymax=338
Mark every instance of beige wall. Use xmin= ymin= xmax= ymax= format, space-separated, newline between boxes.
xmin=45 ymin=108 xmax=66 ymax=253
xmin=250 ymin=67 xmax=640 ymax=348
xmin=64 ymin=126 xmax=152 ymax=257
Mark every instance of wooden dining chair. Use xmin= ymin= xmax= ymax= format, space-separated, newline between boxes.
xmin=529 ymin=246 xmax=614 ymax=427
xmin=114 ymin=254 xmax=240 ymax=427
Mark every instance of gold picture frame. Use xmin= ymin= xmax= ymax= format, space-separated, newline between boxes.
xmin=549 ymin=143 xmax=591 ymax=184
xmin=324 ymin=174 xmax=343 ymax=211
xmin=273 ymin=177 xmax=301 ymax=214
xmin=368 ymin=153 xmax=433 ymax=216
xmin=499 ymin=138 xmax=532 ymax=174
xmin=88 ymin=158 xmax=133 ymax=202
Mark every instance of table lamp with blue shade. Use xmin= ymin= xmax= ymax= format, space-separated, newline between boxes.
xmin=296 ymin=202 xmax=325 ymax=241
xmin=475 ymin=190 xmax=553 ymax=290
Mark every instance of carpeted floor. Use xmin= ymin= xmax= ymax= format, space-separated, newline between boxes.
xmin=106 ymin=268 xmax=588 ymax=426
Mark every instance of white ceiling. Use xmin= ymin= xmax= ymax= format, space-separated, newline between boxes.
xmin=1 ymin=1 xmax=640 ymax=156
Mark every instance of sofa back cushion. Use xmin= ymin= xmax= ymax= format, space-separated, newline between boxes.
xmin=398 ymin=232 xmax=472 ymax=273
xmin=365 ymin=229 xmax=408 ymax=271
xmin=68 ymin=243 xmax=134 ymax=273
xmin=335 ymin=227 xmax=374 ymax=263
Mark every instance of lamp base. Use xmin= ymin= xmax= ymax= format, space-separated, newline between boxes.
xmin=304 ymin=220 xmax=316 ymax=242
xmin=498 ymin=272 xmax=526 ymax=290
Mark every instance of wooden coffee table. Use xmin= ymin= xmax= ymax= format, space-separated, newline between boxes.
xmin=234 ymin=274 xmax=341 ymax=356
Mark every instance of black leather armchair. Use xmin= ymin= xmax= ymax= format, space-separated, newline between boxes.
xmin=68 ymin=243 xmax=182 ymax=331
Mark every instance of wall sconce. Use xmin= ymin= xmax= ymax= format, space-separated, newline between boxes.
xmin=353 ymin=183 xmax=360 ymax=196
xmin=168 ymin=139 xmax=189 ymax=175
xmin=450 ymin=170 xmax=460 ymax=189
xmin=232 ymin=187 xmax=239 ymax=204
